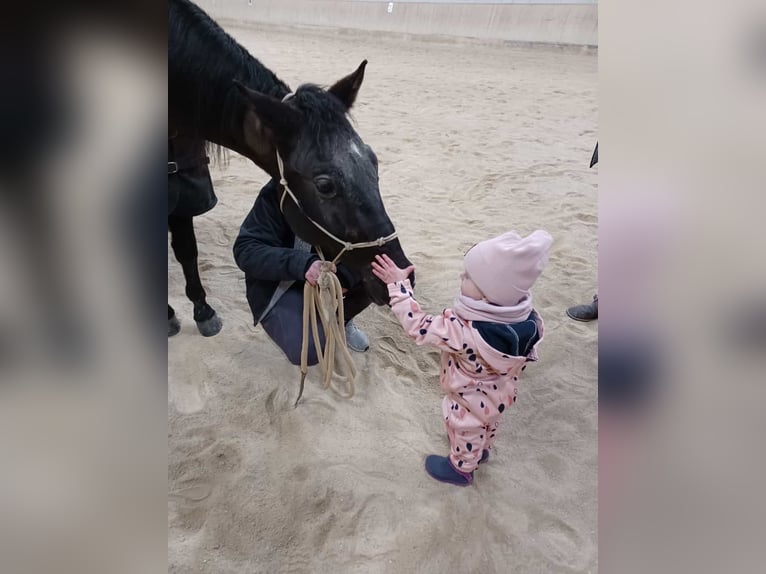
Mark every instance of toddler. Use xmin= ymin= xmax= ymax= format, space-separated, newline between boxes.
xmin=371 ymin=230 xmax=552 ymax=485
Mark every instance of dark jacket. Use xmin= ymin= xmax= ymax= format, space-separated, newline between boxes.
xmin=233 ymin=179 xmax=358 ymax=324
xmin=474 ymin=312 xmax=541 ymax=358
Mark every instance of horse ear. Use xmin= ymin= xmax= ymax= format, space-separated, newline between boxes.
xmin=233 ymin=79 xmax=302 ymax=144
xmin=328 ymin=60 xmax=367 ymax=110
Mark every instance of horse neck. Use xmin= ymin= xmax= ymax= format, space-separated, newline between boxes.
xmin=169 ymin=0 xmax=290 ymax=174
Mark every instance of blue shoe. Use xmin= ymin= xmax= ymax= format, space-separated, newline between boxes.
xmin=479 ymin=449 xmax=490 ymax=464
xmin=425 ymin=455 xmax=473 ymax=486
xmin=345 ymin=320 xmax=369 ymax=352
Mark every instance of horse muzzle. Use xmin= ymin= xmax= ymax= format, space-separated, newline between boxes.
xmin=356 ymin=238 xmax=414 ymax=306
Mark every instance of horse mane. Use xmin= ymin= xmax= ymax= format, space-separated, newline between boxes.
xmin=169 ymin=0 xmax=291 ymax=165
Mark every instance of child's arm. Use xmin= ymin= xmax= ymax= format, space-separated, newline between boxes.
xmin=372 ymin=254 xmax=467 ymax=352
xmin=387 ymin=279 xmax=467 ymax=353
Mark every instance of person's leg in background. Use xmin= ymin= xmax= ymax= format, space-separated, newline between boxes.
xmin=567 ymin=293 xmax=598 ymax=322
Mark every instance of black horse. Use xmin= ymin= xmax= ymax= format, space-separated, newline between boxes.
xmin=168 ymin=0 xmax=412 ymax=337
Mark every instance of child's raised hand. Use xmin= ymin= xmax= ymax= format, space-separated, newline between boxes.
xmin=372 ymin=254 xmax=416 ymax=285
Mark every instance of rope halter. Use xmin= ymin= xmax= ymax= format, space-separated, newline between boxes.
xmin=275 ymin=92 xmax=398 ymax=265
xmin=275 ymin=151 xmax=397 ymax=264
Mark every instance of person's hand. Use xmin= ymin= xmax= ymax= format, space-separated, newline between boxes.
xmin=372 ymin=254 xmax=416 ymax=285
xmin=305 ymin=260 xmax=335 ymax=286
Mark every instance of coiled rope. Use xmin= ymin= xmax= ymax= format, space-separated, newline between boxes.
xmin=295 ymin=256 xmax=357 ymax=407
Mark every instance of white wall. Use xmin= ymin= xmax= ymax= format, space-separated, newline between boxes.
xmin=197 ymin=0 xmax=598 ymax=47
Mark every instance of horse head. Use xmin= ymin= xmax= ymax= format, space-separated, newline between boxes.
xmin=234 ymin=61 xmax=414 ymax=304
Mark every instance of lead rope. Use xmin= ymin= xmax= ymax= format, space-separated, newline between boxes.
xmin=279 ymin=149 xmax=359 ymax=406
xmin=273 ymin=97 xmax=393 ymax=406
xmin=295 ymin=249 xmax=357 ymax=407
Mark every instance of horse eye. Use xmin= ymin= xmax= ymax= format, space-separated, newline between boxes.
xmin=313 ymin=176 xmax=336 ymax=198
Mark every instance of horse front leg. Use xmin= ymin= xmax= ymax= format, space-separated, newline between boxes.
xmin=168 ymin=214 xmax=222 ymax=337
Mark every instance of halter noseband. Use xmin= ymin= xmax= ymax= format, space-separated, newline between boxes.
xmin=275 ymin=92 xmax=398 ymax=264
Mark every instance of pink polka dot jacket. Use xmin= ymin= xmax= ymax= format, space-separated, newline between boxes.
xmin=387 ymin=279 xmax=545 ymax=473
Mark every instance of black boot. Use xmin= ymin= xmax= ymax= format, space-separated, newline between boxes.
xmin=566 ymin=294 xmax=598 ymax=322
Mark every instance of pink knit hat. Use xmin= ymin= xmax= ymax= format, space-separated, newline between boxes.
xmin=463 ymin=230 xmax=553 ymax=306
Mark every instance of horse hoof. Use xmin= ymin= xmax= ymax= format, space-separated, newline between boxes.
xmin=196 ymin=313 xmax=222 ymax=337
xmin=168 ymin=315 xmax=181 ymax=337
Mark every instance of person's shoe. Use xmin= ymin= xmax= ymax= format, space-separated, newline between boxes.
xmin=566 ymin=294 xmax=598 ymax=322
xmin=478 ymin=449 xmax=490 ymax=464
xmin=425 ymin=455 xmax=473 ymax=486
xmin=344 ymin=320 xmax=369 ymax=352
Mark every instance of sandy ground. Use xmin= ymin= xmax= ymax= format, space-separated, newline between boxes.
xmin=168 ymin=24 xmax=597 ymax=574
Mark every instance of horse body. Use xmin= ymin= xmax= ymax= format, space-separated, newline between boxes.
xmin=168 ymin=0 xmax=412 ymax=336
